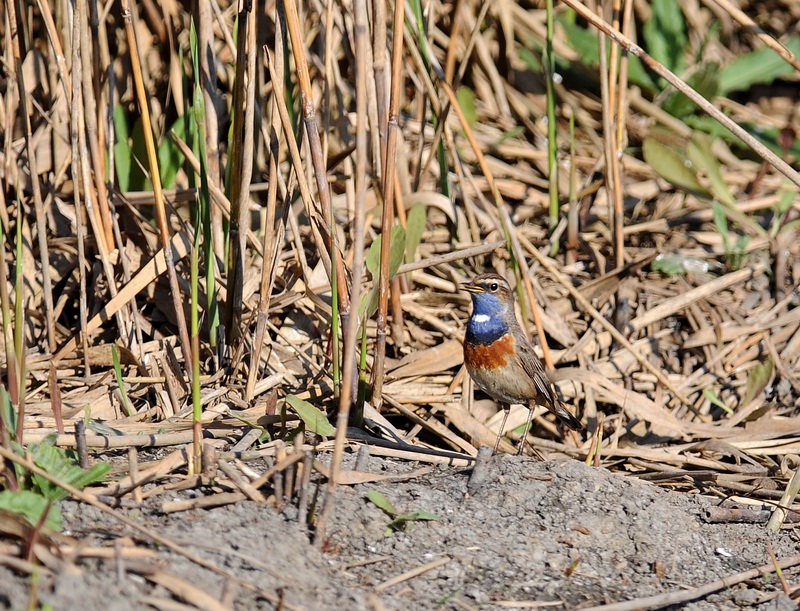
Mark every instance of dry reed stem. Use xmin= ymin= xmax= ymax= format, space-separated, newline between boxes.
xmin=120 ymin=0 xmax=193 ymax=380
xmin=371 ymin=0 xmax=407 ymax=408
xmin=9 ymin=0 xmax=56 ymax=357
xmin=224 ymin=0 xmax=256 ymax=340
xmin=561 ymin=0 xmax=800 ymax=189
xmin=282 ymin=0 xmax=350 ymax=316
xmin=1 ymin=0 xmax=799 ymax=536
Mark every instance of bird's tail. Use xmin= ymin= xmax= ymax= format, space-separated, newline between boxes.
xmin=553 ymin=401 xmax=583 ymax=431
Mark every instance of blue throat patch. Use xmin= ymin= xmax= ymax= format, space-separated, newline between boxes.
xmin=466 ymin=294 xmax=509 ymax=345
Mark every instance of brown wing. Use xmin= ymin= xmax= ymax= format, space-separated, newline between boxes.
xmin=512 ymin=330 xmax=559 ymax=407
xmin=513 ymin=330 xmax=583 ymax=430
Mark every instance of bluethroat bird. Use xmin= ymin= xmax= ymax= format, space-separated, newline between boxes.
xmin=462 ymin=273 xmax=582 ymax=454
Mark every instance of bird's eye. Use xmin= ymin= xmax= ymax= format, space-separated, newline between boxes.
xmin=489 ymin=282 xmax=498 ymax=292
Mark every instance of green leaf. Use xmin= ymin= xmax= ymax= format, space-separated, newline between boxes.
xmin=366 ymin=225 xmax=406 ymax=278
xmin=158 ymin=117 xmax=187 ymax=189
xmin=456 ymin=86 xmax=477 ymax=127
xmin=367 ymin=489 xmax=397 ymax=517
xmin=556 ymin=13 xmax=658 ymax=92
xmin=497 ymin=126 xmax=525 ymax=146
xmin=386 ymin=510 xmax=439 ymax=535
xmin=711 ymin=201 xmax=730 ymax=254
xmin=129 ymin=117 xmax=149 ymax=191
xmin=652 ymin=253 xmax=708 ymax=277
xmin=359 ymin=285 xmax=380 ymax=319
xmin=518 ymin=47 xmax=543 ymax=73
xmin=703 ymin=387 xmax=733 ymax=415
xmin=776 ymin=186 xmax=796 ymax=216
xmin=399 ymin=510 xmax=439 ymax=522
xmin=111 ymin=345 xmax=133 ymax=417
xmin=651 ymin=254 xmax=687 ymax=277
xmin=718 ymin=37 xmax=800 ymax=95
xmin=0 ymin=490 xmax=61 ymax=530
xmin=112 ymin=105 xmax=132 ymax=192
xmin=687 ymin=133 xmax=734 ymax=206
xmin=559 ymin=17 xmax=599 ymax=66
xmin=29 ymin=437 xmax=111 ymax=502
xmin=0 ymin=386 xmax=17 ymax=441
xmin=643 ymin=0 xmax=687 ymax=75
xmin=662 ymin=63 xmax=720 ymax=118
xmin=284 ymin=395 xmax=336 ymax=436
xmin=404 ymin=205 xmax=426 ymax=263
xmin=642 ymin=138 xmax=710 ymax=197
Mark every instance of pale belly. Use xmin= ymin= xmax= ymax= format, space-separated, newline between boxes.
xmin=466 ymin=360 xmax=538 ymax=405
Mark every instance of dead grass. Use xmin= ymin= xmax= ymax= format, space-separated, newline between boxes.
xmin=1 ymin=0 xmax=800 ymax=541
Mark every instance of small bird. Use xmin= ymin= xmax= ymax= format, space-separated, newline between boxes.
xmin=462 ymin=273 xmax=582 ymax=454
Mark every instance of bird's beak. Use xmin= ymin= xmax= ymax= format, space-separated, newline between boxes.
xmin=461 ymin=282 xmax=483 ymax=293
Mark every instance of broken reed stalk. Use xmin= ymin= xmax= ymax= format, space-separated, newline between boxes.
xmin=371 ymin=0 xmax=406 ymax=409
xmin=316 ymin=0 xmax=371 ymax=543
xmin=8 ymin=0 xmax=56 ymax=356
xmin=281 ymin=0 xmax=351 ymax=325
xmin=120 ymin=0 xmax=194 ymax=381
xmin=224 ymin=1 xmax=256 ymax=342
xmin=598 ymin=2 xmax=624 ymax=270
xmin=560 ymin=0 xmax=800 ymax=190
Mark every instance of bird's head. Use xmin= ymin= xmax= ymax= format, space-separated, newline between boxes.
xmin=461 ymin=273 xmax=514 ymax=319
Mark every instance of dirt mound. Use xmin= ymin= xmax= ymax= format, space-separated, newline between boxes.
xmin=2 ymin=455 xmax=796 ymax=610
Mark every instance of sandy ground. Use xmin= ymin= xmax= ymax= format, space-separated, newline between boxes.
xmin=1 ymin=454 xmax=798 ymax=610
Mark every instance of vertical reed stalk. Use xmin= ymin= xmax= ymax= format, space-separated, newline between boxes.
xmin=8 ymin=0 xmax=56 ymax=355
xmin=189 ymin=21 xmax=209 ymax=474
xmin=316 ymin=0 xmax=370 ymax=542
xmin=80 ymin=10 xmax=113 ymax=252
xmin=224 ymin=1 xmax=257 ymax=342
xmin=545 ymin=0 xmax=559 ymax=230
xmin=0 ymin=212 xmax=15 ymax=406
xmin=120 ymin=0 xmax=194 ymax=380
xmin=281 ymin=0 xmax=351 ymax=324
xmin=246 ymin=39 xmax=285 ymax=402
xmin=371 ymin=0 xmax=406 ymax=409
xmin=13 ymin=204 xmax=25 ymax=442
xmin=566 ymin=113 xmax=579 ymax=265
xmin=70 ymin=0 xmax=92 ymax=381
xmin=197 ymin=0 xmax=224 ymax=264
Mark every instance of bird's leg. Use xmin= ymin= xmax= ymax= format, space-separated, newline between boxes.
xmin=494 ymin=404 xmax=511 ymax=453
xmin=517 ymin=404 xmax=535 ymax=456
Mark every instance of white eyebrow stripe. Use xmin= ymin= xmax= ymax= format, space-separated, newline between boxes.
xmin=472 ymin=314 xmax=490 ymax=323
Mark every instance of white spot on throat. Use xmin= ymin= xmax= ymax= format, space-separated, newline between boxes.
xmin=472 ymin=314 xmax=491 ymax=324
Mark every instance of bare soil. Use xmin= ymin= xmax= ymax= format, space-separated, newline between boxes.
xmin=2 ymin=453 xmax=798 ymax=610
